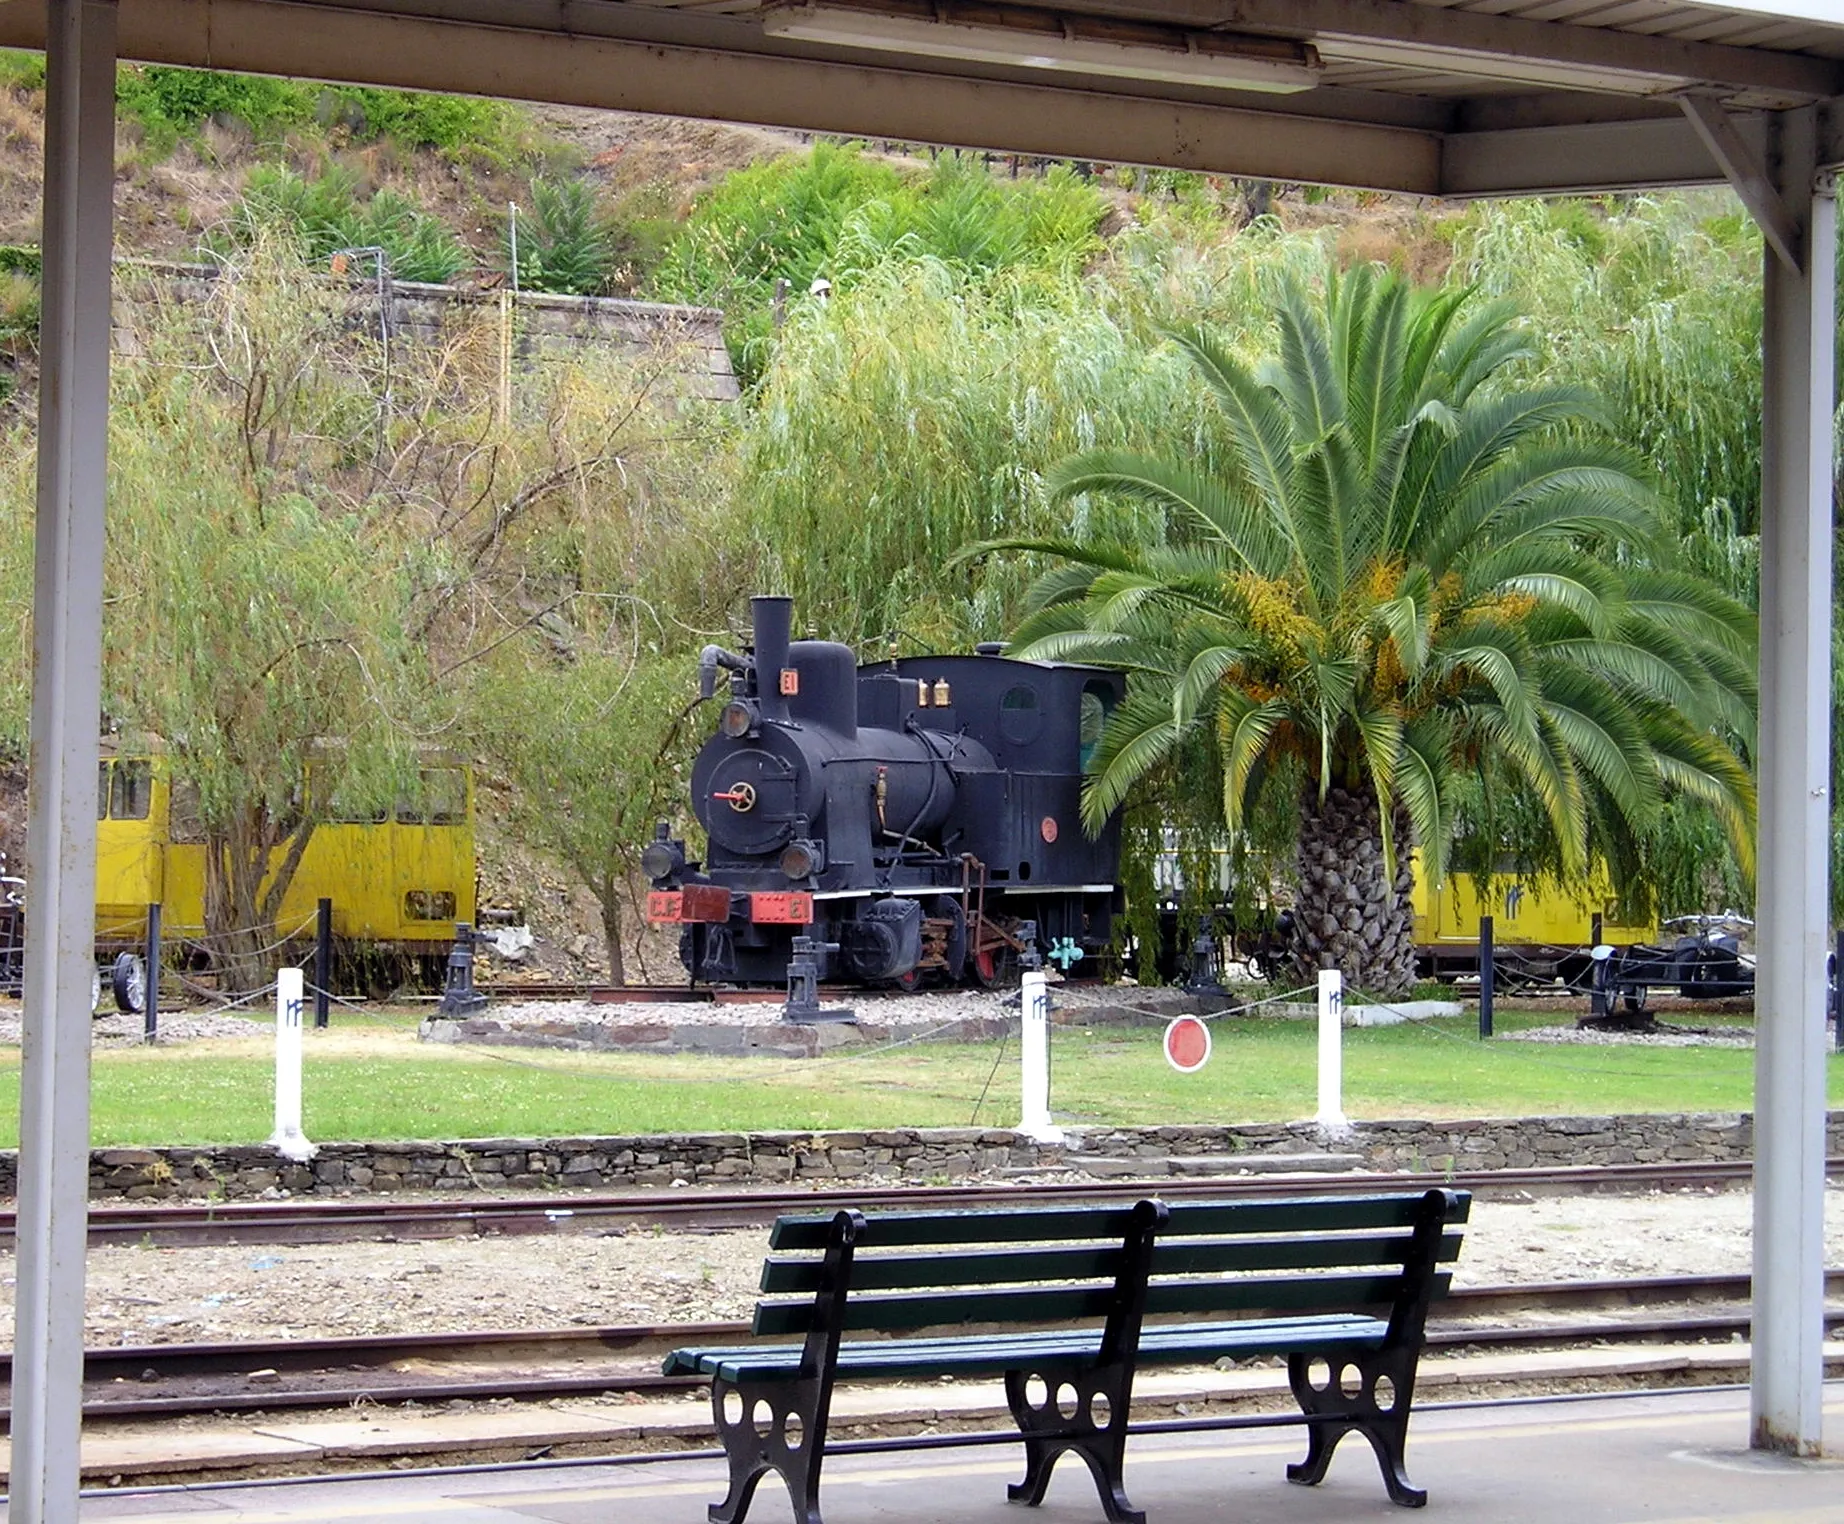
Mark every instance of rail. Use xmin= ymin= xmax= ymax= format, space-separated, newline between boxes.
xmin=16 ymin=1159 xmax=1840 ymax=1249
xmin=9 ymin=1269 xmax=1840 ymax=1424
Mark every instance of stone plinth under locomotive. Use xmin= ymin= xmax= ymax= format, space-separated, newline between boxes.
xmin=645 ymin=596 xmax=1124 ymax=987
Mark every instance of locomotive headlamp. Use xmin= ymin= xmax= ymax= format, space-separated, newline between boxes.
xmin=780 ymin=839 xmax=825 ymax=881
xmin=719 ymin=700 xmax=759 ymax=738
xmin=641 ymin=839 xmax=683 ymax=882
xmin=642 ymin=822 xmax=685 ymax=883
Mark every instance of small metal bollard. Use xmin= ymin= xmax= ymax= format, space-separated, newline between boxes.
xmin=1185 ymin=928 xmax=1226 ymax=997
xmin=784 ymin=935 xmax=854 ymax=1023
xmin=436 ymin=922 xmax=489 ymax=1018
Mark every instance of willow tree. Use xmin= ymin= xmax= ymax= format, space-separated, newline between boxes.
xmin=98 ymin=246 xmax=433 ymax=988
xmin=976 ymin=266 xmax=1756 ymax=996
xmin=80 ymin=240 xmax=734 ymax=989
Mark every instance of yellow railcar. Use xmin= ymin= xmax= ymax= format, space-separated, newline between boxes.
xmin=92 ymin=755 xmax=477 ymax=972
xmin=1411 ymin=865 xmax=1656 ymax=985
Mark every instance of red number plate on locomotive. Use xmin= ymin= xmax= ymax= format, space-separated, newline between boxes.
xmin=750 ymin=892 xmax=814 ymax=924
xmin=648 ymin=886 xmax=736 ymax=924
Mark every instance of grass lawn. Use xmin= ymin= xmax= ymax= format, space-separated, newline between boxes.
xmin=0 ymin=1007 xmax=1835 ymax=1147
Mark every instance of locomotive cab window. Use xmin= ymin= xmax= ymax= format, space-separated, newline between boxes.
xmin=999 ymin=684 xmax=1042 ymax=745
xmin=1079 ymin=683 xmax=1114 ymax=771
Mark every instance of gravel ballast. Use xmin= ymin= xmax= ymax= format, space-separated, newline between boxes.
xmin=5 ymin=1183 xmax=1840 ymax=1349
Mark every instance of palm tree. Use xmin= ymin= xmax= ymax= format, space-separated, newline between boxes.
xmin=972 ymin=266 xmax=1755 ymax=996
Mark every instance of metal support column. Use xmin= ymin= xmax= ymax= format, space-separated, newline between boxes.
xmin=12 ymin=3 xmax=117 ymax=1518
xmin=1752 ymin=104 xmax=1833 ymax=1459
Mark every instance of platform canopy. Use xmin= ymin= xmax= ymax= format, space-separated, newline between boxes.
xmin=1 ymin=0 xmax=1843 ymax=195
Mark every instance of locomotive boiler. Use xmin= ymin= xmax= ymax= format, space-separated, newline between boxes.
xmin=643 ymin=596 xmax=1124 ymax=987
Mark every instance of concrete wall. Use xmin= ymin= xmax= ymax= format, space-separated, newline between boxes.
xmin=112 ymin=260 xmax=739 ymax=401
xmin=20 ymin=1110 xmax=1840 ymax=1201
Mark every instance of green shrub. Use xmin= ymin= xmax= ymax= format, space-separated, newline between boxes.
xmin=117 ymin=66 xmax=312 ymax=147
xmin=0 ymin=270 xmax=37 ymax=356
xmin=325 ymin=88 xmax=518 ymax=155
xmin=0 ymin=50 xmax=45 ymax=92
xmin=511 ymin=179 xmax=619 ymax=295
xmin=230 ymin=164 xmax=468 ymax=285
xmin=114 ymin=65 xmax=525 ymax=163
xmin=651 ymin=143 xmax=1106 ymax=386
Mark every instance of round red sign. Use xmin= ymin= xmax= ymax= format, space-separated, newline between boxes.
xmin=1040 ymin=816 xmax=1059 ymax=843
xmin=1163 ymin=1015 xmax=1212 ymax=1074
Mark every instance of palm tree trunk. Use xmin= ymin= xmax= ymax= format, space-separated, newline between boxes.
xmin=1290 ymin=787 xmax=1418 ymax=998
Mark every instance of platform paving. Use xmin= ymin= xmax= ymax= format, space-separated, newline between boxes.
xmin=18 ymin=1342 xmax=1843 ymax=1486
xmin=62 ymin=1384 xmax=1844 ymax=1524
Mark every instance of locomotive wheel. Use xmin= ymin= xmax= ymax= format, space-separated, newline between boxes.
xmin=972 ymin=945 xmax=1016 ymax=988
xmin=894 ymin=966 xmax=924 ymax=993
xmin=111 ymin=952 xmax=147 ymax=1015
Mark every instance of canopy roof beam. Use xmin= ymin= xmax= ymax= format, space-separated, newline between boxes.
xmin=1680 ymin=91 xmax=1805 ymax=275
xmin=1102 ymin=0 xmax=1844 ymax=100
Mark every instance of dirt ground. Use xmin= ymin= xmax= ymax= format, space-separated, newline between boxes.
xmin=4 ymin=1184 xmax=1836 ymax=1348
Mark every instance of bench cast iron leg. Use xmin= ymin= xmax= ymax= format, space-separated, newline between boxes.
xmin=1004 ymin=1364 xmax=1142 ymax=1524
xmin=1285 ymin=1350 xmax=1425 ymax=1508
xmin=708 ymin=1376 xmax=828 ymax=1524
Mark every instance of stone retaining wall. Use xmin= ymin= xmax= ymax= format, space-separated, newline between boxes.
xmin=4 ymin=1111 xmax=1837 ymax=1201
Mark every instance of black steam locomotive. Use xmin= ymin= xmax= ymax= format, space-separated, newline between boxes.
xmin=643 ymin=596 xmax=1124 ymax=987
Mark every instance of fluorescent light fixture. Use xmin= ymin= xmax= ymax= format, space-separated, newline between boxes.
xmin=760 ymin=1 xmax=1325 ymax=94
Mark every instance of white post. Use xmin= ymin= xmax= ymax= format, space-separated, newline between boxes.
xmin=1751 ymin=106 xmax=1833 ymax=1458
xmin=1019 ymin=969 xmax=1063 ymax=1142
xmin=1316 ymin=968 xmax=1346 ymax=1129
xmin=270 ymin=966 xmax=316 ymax=1162
xmin=11 ymin=4 xmax=117 ymax=1519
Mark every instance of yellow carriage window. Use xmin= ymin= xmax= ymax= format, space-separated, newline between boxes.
xmin=405 ymin=890 xmax=457 ymax=921
xmin=399 ymin=766 xmax=468 ymax=826
xmin=98 ymin=761 xmax=109 ymax=820
xmin=110 ymin=760 xmax=152 ymax=821
xmin=170 ymin=780 xmax=207 ymax=844
xmin=325 ymin=779 xmax=388 ymax=825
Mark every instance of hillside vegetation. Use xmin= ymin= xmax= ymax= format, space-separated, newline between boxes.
xmin=0 ymin=60 xmax=1789 ymax=983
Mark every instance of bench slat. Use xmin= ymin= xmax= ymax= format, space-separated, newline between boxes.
xmin=1150 ymin=1229 xmax=1463 ymax=1277
xmin=665 ymin=1311 xmax=1391 ymax=1379
xmin=755 ymin=1282 xmax=1119 ymax=1336
xmin=754 ymin=1267 xmax=1449 ymax=1336
xmin=758 ymin=1229 xmax=1463 ymax=1295
xmin=1145 ymin=1270 xmax=1451 ymax=1317
xmin=1159 ymin=1194 xmax=1471 ymax=1236
xmin=767 ymin=1193 xmax=1467 ymax=1254
xmin=761 ymin=1243 xmax=1123 ymax=1293
xmin=768 ymin=1205 xmax=1145 ymax=1251
xmin=672 ymin=1312 xmax=1395 ymax=1385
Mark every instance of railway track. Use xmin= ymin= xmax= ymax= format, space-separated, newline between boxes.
xmin=13 ymin=1270 xmax=1842 ymax=1423
xmin=14 ymin=1159 xmax=1834 ymax=1250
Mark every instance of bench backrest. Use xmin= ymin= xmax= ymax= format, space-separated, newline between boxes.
xmin=755 ymin=1189 xmax=1470 ymax=1338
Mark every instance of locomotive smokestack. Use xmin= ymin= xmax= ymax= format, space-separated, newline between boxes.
xmin=752 ymin=595 xmax=794 ymax=722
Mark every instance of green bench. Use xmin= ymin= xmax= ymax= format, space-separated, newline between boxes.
xmin=663 ymin=1187 xmax=1470 ymax=1524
